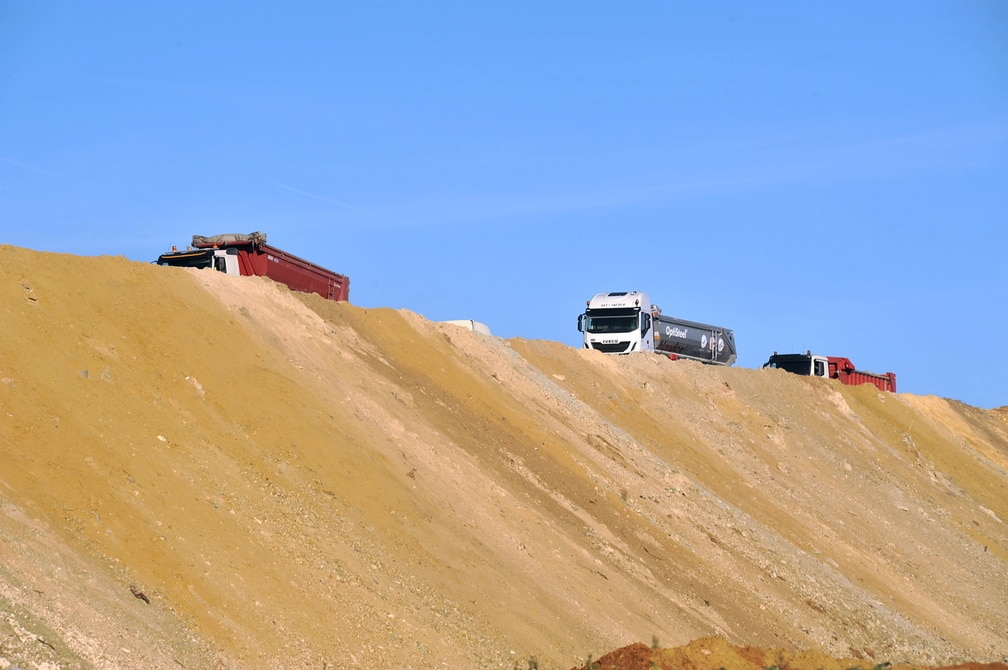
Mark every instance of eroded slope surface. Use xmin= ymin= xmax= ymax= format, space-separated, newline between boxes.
xmin=1 ymin=246 xmax=1006 ymax=669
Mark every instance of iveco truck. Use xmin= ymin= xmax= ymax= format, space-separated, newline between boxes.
xmin=577 ymin=291 xmax=736 ymax=366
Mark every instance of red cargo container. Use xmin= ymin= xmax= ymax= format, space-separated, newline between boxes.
xmin=827 ymin=356 xmax=897 ymax=393
xmin=158 ymin=232 xmax=350 ymax=302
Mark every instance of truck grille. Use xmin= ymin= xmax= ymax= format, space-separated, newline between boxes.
xmin=592 ymin=342 xmax=630 ymax=354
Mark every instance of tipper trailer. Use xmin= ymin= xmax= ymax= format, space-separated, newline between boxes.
xmin=156 ymin=232 xmax=350 ymax=302
xmin=577 ymin=291 xmax=736 ymax=365
xmin=763 ymin=351 xmax=896 ymax=393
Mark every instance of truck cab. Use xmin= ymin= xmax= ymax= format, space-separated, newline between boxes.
xmin=764 ymin=352 xmax=830 ymax=378
xmin=577 ymin=291 xmax=655 ymax=354
xmin=157 ymin=247 xmax=240 ymax=275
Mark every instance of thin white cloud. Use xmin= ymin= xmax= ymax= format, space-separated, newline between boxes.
xmin=485 ymin=119 xmax=1008 ymax=219
xmin=804 ymin=120 xmax=1008 ymax=175
xmin=0 ymin=155 xmax=60 ymax=177
xmin=281 ymin=119 xmax=1008 ymax=229
xmin=274 ymin=182 xmax=407 ymax=225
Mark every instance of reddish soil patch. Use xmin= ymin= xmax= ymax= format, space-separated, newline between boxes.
xmin=570 ymin=639 xmax=1008 ymax=670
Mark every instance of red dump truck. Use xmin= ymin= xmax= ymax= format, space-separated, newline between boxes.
xmin=763 ymin=351 xmax=896 ymax=393
xmin=156 ymin=232 xmax=350 ymax=302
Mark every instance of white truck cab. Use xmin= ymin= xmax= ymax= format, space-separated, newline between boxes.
xmin=577 ymin=291 xmax=654 ymax=354
xmin=157 ymin=247 xmax=240 ymax=275
xmin=763 ymin=352 xmax=830 ymax=378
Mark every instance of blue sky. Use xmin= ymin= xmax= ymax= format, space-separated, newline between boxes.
xmin=3 ymin=2 xmax=1006 ymax=409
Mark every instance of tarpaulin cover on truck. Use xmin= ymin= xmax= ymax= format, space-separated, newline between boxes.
xmin=192 ymin=232 xmax=267 ymax=247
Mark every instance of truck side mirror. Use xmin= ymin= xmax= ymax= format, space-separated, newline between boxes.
xmin=641 ymin=313 xmax=651 ymax=336
xmin=577 ymin=314 xmax=584 ymax=332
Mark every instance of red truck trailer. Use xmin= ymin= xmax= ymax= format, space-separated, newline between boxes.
xmin=763 ymin=351 xmax=896 ymax=393
xmin=156 ymin=232 xmax=350 ymax=302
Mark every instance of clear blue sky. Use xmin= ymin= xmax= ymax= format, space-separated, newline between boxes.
xmin=3 ymin=2 xmax=1006 ymax=409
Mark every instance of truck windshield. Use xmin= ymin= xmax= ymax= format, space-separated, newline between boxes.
xmin=767 ymin=357 xmax=811 ymax=375
xmin=157 ymin=249 xmax=215 ymax=269
xmin=585 ymin=310 xmax=639 ymax=334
